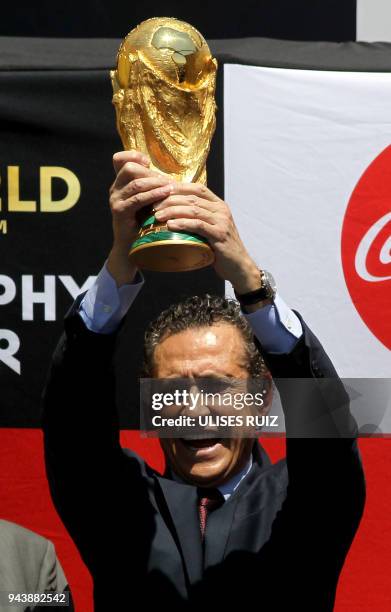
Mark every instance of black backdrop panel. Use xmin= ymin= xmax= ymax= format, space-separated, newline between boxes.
xmin=0 ymin=1 xmax=356 ymax=41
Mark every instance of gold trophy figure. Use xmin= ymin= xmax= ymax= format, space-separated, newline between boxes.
xmin=111 ymin=17 xmax=217 ymax=272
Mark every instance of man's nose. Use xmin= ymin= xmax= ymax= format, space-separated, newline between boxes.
xmin=182 ymin=383 xmax=211 ymax=418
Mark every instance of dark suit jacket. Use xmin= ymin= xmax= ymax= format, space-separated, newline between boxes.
xmin=41 ymin=299 xmax=365 ymax=611
xmin=0 ymin=520 xmax=73 ymax=612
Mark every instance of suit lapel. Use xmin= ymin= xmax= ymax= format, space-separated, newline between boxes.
xmin=204 ymin=442 xmax=272 ymax=569
xmin=155 ymin=475 xmax=203 ymax=586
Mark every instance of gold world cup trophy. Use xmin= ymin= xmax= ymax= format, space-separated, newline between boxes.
xmin=111 ymin=17 xmax=218 ymax=272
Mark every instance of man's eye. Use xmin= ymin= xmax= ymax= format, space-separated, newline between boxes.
xmin=202 ymin=377 xmax=233 ymax=392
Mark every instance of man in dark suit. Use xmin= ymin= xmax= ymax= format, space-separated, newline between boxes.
xmin=0 ymin=520 xmax=73 ymax=611
xmin=42 ymin=151 xmax=365 ymax=611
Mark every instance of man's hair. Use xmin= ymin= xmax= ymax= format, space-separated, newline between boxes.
xmin=142 ymin=294 xmax=267 ymax=377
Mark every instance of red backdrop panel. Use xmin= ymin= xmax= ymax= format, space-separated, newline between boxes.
xmin=0 ymin=430 xmax=389 ymax=611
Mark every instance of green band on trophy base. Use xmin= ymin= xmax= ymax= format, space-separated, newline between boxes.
xmin=139 ymin=214 xmax=208 ymax=243
xmin=132 ymin=230 xmax=208 ymax=248
xmin=129 ymin=228 xmax=214 ymax=272
xmin=141 ymin=214 xmax=158 ymax=227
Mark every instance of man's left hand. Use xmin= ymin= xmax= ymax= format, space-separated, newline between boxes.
xmin=153 ymin=182 xmax=261 ymax=294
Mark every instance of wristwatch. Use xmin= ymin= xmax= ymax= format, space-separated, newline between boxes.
xmin=234 ymin=269 xmax=277 ymax=306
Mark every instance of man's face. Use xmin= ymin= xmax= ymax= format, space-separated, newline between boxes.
xmin=153 ymin=323 xmax=254 ymax=487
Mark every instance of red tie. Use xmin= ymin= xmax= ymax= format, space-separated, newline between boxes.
xmin=197 ymin=488 xmax=224 ymax=540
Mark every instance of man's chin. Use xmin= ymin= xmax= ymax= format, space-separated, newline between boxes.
xmin=181 ymin=466 xmax=228 ymax=487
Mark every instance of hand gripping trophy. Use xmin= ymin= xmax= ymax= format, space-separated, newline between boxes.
xmin=111 ymin=17 xmax=218 ymax=272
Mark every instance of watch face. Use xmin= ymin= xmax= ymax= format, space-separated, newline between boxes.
xmin=263 ymin=270 xmax=277 ymax=298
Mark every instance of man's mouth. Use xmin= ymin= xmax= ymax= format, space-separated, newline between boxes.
xmin=179 ymin=437 xmax=223 ymax=456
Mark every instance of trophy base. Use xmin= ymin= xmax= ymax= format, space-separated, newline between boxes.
xmin=129 ymin=231 xmax=214 ymax=272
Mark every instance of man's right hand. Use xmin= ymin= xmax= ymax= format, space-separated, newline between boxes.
xmin=107 ymin=150 xmax=173 ymax=286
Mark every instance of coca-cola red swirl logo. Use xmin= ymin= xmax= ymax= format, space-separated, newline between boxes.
xmin=341 ymin=145 xmax=391 ymax=350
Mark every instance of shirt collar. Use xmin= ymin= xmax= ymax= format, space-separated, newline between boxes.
xmin=217 ymin=457 xmax=253 ymax=500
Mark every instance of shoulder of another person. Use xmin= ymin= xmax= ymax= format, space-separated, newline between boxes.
xmin=0 ymin=519 xmax=51 ymax=557
xmin=0 ymin=522 xmax=47 ymax=594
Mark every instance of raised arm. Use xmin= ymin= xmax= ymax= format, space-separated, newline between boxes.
xmin=41 ymin=150 xmax=170 ymax=567
xmin=151 ymin=173 xmax=365 ymax=605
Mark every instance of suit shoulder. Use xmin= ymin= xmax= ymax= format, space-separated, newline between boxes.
xmin=0 ymin=520 xmax=51 ymax=559
xmin=121 ymin=447 xmax=161 ymax=479
xmin=261 ymin=458 xmax=289 ymax=491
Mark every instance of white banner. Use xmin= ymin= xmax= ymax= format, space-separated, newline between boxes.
xmin=357 ymin=0 xmax=391 ymax=42
xmin=224 ymin=64 xmax=391 ymax=378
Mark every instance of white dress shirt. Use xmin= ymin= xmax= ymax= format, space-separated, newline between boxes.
xmin=78 ymin=262 xmax=303 ymax=355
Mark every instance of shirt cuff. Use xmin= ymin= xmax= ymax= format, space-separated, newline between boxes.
xmin=244 ymin=294 xmax=303 ymax=354
xmin=78 ymin=262 xmax=144 ymax=334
